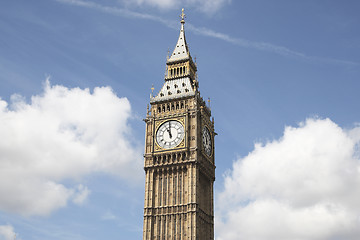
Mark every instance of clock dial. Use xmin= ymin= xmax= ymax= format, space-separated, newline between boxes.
xmin=156 ymin=120 xmax=185 ymax=149
xmin=202 ymin=126 xmax=212 ymax=156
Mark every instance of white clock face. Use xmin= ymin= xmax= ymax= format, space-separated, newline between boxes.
xmin=202 ymin=126 xmax=212 ymax=156
xmin=156 ymin=120 xmax=185 ymax=149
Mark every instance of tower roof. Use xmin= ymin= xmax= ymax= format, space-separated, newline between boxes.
xmin=168 ymin=9 xmax=190 ymax=63
xmin=151 ymin=9 xmax=197 ymax=103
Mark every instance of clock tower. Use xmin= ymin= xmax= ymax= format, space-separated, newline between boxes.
xmin=143 ymin=9 xmax=215 ymax=240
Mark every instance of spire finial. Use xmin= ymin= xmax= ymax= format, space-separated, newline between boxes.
xmin=180 ymin=8 xmax=186 ymax=23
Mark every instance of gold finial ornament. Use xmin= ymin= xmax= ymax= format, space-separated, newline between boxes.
xmin=180 ymin=8 xmax=186 ymax=23
xmin=150 ymin=84 xmax=155 ymax=98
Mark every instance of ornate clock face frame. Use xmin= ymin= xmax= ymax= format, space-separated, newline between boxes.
xmin=156 ymin=120 xmax=185 ymax=149
xmin=202 ymin=126 xmax=212 ymax=156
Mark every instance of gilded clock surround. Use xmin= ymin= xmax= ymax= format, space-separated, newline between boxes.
xmin=143 ymin=9 xmax=215 ymax=240
xmin=154 ymin=118 xmax=186 ymax=151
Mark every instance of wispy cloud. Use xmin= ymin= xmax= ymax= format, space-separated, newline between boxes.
xmin=56 ymin=0 xmax=177 ymax=28
xmin=120 ymin=0 xmax=231 ymax=14
xmin=186 ymin=24 xmax=360 ymax=66
xmin=56 ymin=0 xmax=359 ymax=67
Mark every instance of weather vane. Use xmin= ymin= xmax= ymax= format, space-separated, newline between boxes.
xmin=180 ymin=8 xmax=186 ymax=22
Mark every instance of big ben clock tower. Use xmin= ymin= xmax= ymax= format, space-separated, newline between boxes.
xmin=143 ymin=9 xmax=215 ymax=240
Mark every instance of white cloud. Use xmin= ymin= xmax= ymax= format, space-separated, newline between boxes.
xmin=0 ymin=79 xmax=142 ymax=216
xmin=217 ymin=118 xmax=360 ymax=240
xmin=0 ymin=225 xmax=18 ymax=240
xmin=121 ymin=0 xmax=231 ymax=13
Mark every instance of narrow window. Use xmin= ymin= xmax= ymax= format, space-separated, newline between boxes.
xmin=164 ymin=176 xmax=167 ymax=205
xmin=179 ymin=174 xmax=182 ymax=204
xmin=163 ymin=217 xmax=166 ymax=239
xmin=179 ymin=216 xmax=182 ymax=240
xmin=159 ymin=177 xmax=162 ymax=206
xmin=173 ymin=216 xmax=176 ymax=240
xmin=174 ymin=175 xmax=177 ymax=205
xmin=158 ymin=217 xmax=161 ymax=240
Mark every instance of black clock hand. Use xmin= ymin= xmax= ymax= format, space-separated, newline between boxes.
xmin=167 ymin=122 xmax=172 ymax=138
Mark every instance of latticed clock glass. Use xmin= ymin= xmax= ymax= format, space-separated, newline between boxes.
xmin=202 ymin=126 xmax=212 ymax=156
xmin=156 ymin=120 xmax=185 ymax=149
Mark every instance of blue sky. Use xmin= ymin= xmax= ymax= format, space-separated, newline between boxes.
xmin=1 ymin=0 xmax=360 ymax=239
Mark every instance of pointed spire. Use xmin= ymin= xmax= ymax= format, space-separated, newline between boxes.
xmin=168 ymin=8 xmax=190 ymax=63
